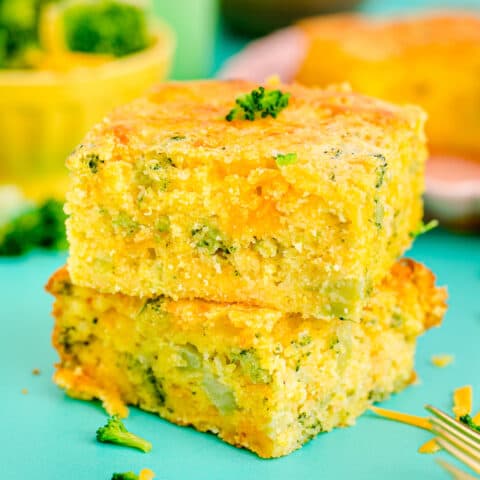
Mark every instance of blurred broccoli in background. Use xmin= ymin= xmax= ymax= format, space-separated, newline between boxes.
xmin=0 ymin=0 xmax=47 ymax=67
xmin=62 ymin=0 xmax=151 ymax=57
xmin=0 ymin=198 xmax=67 ymax=256
xmin=0 ymin=0 xmax=150 ymax=68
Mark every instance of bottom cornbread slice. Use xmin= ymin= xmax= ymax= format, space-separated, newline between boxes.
xmin=46 ymin=259 xmax=446 ymax=458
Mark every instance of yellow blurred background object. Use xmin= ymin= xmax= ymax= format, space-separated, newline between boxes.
xmin=296 ymin=13 xmax=480 ymax=161
xmin=0 ymin=18 xmax=175 ymax=201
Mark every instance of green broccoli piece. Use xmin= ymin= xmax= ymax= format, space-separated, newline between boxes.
xmin=111 ymin=473 xmax=139 ymax=480
xmin=275 ymin=152 xmax=297 ymax=167
xmin=62 ymin=0 xmax=151 ymax=57
xmin=0 ymin=198 xmax=67 ymax=256
xmin=96 ymin=415 xmax=152 ymax=453
xmin=409 ymin=219 xmax=439 ymax=239
xmin=0 ymin=0 xmax=44 ymax=67
xmin=459 ymin=414 xmax=480 ymax=433
xmin=226 ymin=86 xmax=290 ymax=121
xmin=191 ymin=224 xmax=234 ymax=257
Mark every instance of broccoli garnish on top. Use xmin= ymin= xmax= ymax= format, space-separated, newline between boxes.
xmin=0 ymin=198 xmax=67 ymax=256
xmin=226 ymin=86 xmax=290 ymax=121
xmin=460 ymin=414 xmax=480 ymax=433
xmin=62 ymin=0 xmax=151 ymax=57
xmin=96 ymin=415 xmax=152 ymax=453
xmin=112 ymin=473 xmax=139 ymax=480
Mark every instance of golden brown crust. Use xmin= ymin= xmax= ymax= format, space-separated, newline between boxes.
xmin=66 ymin=79 xmax=425 ymax=174
xmin=388 ymin=259 xmax=447 ymax=330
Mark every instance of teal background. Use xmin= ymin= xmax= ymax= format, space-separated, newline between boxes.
xmin=2 ymin=0 xmax=480 ymax=478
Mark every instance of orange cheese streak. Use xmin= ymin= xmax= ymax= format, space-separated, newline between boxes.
xmin=453 ymin=385 xmax=473 ymax=418
xmin=370 ymin=406 xmax=432 ymax=431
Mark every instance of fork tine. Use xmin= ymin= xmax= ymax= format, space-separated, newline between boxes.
xmin=436 ymin=458 xmax=479 ymax=480
xmin=431 ymin=419 xmax=480 ymax=455
xmin=425 ymin=404 xmax=480 ymax=474
xmin=425 ymin=405 xmax=480 ymax=444
xmin=435 ymin=437 xmax=480 ymax=474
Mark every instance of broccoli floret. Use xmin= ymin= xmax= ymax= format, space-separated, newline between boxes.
xmin=96 ymin=415 xmax=152 ymax=453
xmin=0 ymin=0 xmax=43 ymax=67
xmin=111 ymin=473 xmax=139 ymax=480
xmin=191 ymin=224 xmax=234 ymax=257
xmin=229 ymin=348 xmax=272 ymax=384
xmin=275 ymin=152 xmax=297 ymax=167
xmin=226 ymin=86 xmax=290 ymax=121
xmin=459 ymin=414 xmax=480 ymax=433
xmin=0 ymin=198 xmax=67 ymax=256
xmin=409 ymin=219 xmax=439 ymax=239
xmin=62 ymin=0 xmax=151 ymax=57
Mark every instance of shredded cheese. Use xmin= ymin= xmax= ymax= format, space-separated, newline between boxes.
xmin=431 ymin=354 xmax=454 ymax=368
xmin=139 ymin=469 xmax=155 ymax=480
xmin=473 ymin=411 xmax=480 ymax=425
xmin=418 ymin=437 xmax=441 ymax=454
xmin=453 ymin=385 xmax=472 ymax=418
xmin=370 ymin=406 xmax=432 ymax=431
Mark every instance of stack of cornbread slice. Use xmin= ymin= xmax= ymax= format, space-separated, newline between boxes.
xmin=47 ymin=80 xmax=447 ymax=458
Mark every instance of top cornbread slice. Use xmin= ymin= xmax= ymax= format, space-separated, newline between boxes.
xmin=66 ymin=79 xmax=427 ymax=319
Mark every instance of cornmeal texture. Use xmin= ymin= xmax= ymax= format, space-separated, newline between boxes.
xmin=47 ymin=259 xmax=446 ymax=458
xmin=65 ymin=80 xmax=427 ymax=320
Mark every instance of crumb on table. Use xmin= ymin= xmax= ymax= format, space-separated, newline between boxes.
xmin=431 ymin=354 xmax=454 ymax=368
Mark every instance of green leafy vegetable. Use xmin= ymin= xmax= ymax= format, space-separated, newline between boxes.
xmin=96 ymin=415 xmax=152 ymax=453
xmin=111 ymin=473 xmax=139 ymax=480
xmin=374 ymin=153 xmax=388 ymax=188
xmin=409 ymin=219 xmax=439 ymax=239
xmin=192 ymin=224 xmax=234 ymax=257
xmin=229 ymin=348 xmax=272 ymax=384
xmin=0 ymin=198 xmax=67 ymax=256
xmin=0 ymin=0 xmax=49 ymax=68
xmin=63 ymin=0 xmax=150 ymax=57
xmin=275 ymin=152 xmax=297 ymax=167
xmin=226 ymin=86 xmax=290 ymax=121
xmin=459 ymin=414 xmax=480 ymax=433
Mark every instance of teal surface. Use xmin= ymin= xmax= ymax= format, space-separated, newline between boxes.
xmin=1 ymin=231 xmax=479 ymax=479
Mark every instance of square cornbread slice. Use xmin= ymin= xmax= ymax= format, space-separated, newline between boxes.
xmin=65 ymin=80 xmax=427 ymax=320
xmin=47 ymin=259 xmax=446 ymax=458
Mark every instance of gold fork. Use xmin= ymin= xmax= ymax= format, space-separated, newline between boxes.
xmin=425 ymin=404 xmax=480 ymax=475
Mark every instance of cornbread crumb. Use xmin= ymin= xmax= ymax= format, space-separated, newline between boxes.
xmin=431 ymin=354 xmax=454 ymax=368
xmin=21 ymin=388 xmax=28 ymax=395
xmin=418 ymin=438 xmax=441 ymax=454
xmin=32 ymin=368 xmax=41 ymax=375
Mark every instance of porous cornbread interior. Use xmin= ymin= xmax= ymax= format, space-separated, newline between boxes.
xmin=296 ymin=13 xmax=480 ymax=158
xmin=47 ymin=259 xmax=446 ymax=458
xmin=65 ymin=80 xmax=427 ymax=320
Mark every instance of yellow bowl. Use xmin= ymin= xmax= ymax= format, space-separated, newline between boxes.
xmin=0 ymin=22 xmax=175 ymax=200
